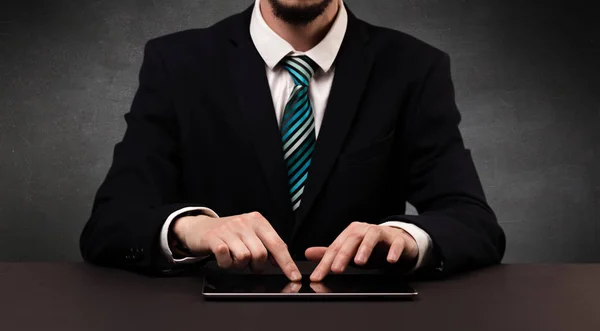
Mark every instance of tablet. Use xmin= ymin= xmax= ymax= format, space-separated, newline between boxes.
xmin=202 ymin=273 xmax=418 ymax=299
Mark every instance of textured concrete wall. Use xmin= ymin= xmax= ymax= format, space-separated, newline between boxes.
xmin=0 ymin=0 xmax=598 ymax=262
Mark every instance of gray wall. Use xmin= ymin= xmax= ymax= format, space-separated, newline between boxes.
xmin=0 ymin=0 xmax=598 ymax=262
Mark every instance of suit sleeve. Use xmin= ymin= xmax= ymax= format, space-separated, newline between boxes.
xmin=382 ymin=52 xmax=506 ymax=276
xmin=79 ymin=40 xmax=205 ymax=275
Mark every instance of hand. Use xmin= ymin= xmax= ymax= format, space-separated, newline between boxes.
xmin=173 ymin=211 xmax=301 ymax=281
xmin=305 ymin=222 xmax=419 ymax=282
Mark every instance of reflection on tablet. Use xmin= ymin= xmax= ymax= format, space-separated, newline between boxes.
xmin=281 ymin=281 xmax=302 ymax=293
xmin=278 ymin=282 xmax=332 ymax=293
xmin=203 ymin=273 xmax=417 ymax=298
xmin=309 ymin=282 xmax=332 ymax=293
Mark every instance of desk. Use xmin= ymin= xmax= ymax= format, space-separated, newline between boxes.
xmin=1 ymin=263 xmax=598 ymax=330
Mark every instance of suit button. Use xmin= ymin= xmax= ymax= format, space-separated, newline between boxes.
xmin=134 ymin=248 xmax=144 ymax=261
xmin=126 ymin=248 xmax=144 ymax=262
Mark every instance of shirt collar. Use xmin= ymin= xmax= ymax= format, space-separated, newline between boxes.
xmin=249 ymin=0 xmax=348 ymax=73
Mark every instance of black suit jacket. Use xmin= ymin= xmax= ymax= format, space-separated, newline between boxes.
xmin=80 ymin=4 xmax=505 ymax=277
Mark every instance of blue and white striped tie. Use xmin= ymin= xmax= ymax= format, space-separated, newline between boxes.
xmin=280 ymin=55 xmax=318 ymax=211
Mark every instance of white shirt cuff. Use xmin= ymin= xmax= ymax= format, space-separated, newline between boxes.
xmin=160 ymin=206 xmax=219 ymax=265
xmin=379 ymin=221 xmax=433 ymax=272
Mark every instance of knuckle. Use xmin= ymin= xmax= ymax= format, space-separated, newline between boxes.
xmin=275 ymin=241 xmax=289 ymax=251
xmin=254 ymin=248 xmax=268 ymax=261
xmin=282 ymin=260 xmax=296 ymax=271
xmin=214 ymin=244 xmax=229 ymax=255
xmin=369 ymin=225 xmax=382 ymax=236
xmin=329 ymin=245 xmax=341 ymax=254
xmin=347 ymin=232 xmax=362 ymax=240
xmin=350 ymin=221 xmax=365 ymax=230
xmin=258 ymin=223 xmax=275 ymax=235
xmin=237 ymin=251 xmax=251 ymax=262
xmin=249 ymin=211 xmax=263 ymax=220
xmin=256 ymin=218 xmax=271 ymax=229
xmin=337 ymin=250 xmax=351 ymax=260
xmin=269 ymin=239 xmax=288 ymax=251
xmin=242 ymin=249 xmax=252 ymax=260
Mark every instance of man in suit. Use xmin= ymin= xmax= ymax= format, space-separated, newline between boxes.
xmin=80 ymin=0 xmax=506 ymax=281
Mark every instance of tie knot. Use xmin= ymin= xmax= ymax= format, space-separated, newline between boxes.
xmin=281 ymin=55 xmax=318 ymax=86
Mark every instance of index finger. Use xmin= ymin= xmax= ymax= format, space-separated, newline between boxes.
xmin=255 ymin=224 xmax=301 ymax=281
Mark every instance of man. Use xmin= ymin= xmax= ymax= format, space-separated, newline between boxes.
xmin=80 ymin=0 xmax=506 ymax=281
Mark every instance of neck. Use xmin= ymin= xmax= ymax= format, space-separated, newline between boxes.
xmin=260 ymin=0 xmax=340 ymax=52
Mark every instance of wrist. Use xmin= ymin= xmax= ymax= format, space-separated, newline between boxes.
xmin=172 ymin=215 xmax=193 ymax=246
xmin=171 ymin=214 xmax=214 ymax=256
xmin=168 ymin=216 xmax=192 ymax=258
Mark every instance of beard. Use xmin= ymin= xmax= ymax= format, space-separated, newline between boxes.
xmin=268 ymin=0 xmax=335 ymax=26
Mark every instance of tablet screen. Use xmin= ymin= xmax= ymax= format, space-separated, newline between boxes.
xmin=202 ymin=273 xmax=417 ymax=298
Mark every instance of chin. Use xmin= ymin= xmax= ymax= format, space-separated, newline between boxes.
xmin=275 ymin=0 xmax=326 ymax=5
xmin=269 ymin=0 xmax=335 ymax=26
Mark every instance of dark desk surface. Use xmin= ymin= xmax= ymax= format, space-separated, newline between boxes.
xmin=1 ymin=263 xmax=599 ymax=331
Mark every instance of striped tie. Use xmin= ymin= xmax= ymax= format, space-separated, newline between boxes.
xmin=280 ymin=55 xmax=318 ymax=211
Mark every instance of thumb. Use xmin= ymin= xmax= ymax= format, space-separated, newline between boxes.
xmin=305 ymin=246 xmax=328 ymax=261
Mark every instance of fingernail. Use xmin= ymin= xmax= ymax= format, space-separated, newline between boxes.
xmin=291 ymin=271 xmax=301 ymax=281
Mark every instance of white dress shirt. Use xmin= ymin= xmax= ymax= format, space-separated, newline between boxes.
xmin=160 ymin=0 xmax=433 ymax=271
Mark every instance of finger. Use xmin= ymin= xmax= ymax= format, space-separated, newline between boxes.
xmin=256 ymin=225 xmax=301 ymax=281
xmin=311 ymin=224 xmax=364 ymax=282
xmin=305 ymin=247 xmax=327 ymax=261
xmin=310 ymin=234 xmax=349 ymax=282
xmin=354 ymin=226 xmax=384 ymax=266
xmin=331 ymin=234 xmax=363 ymax=273
xmin=219 ymin=231 xmax=251 ymax=269
xmin=310 ymin=247 xmax=337 ymax=282
xmin=206 ymin=236 xmax=232 ymax=268
xmin=240 ymin=232 xmax=269 ymax=273
xmin=387 ymin=236 xmax=405 ymax=264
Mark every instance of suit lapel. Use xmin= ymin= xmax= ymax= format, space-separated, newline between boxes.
xmin=293 ymin=9 xmax=374 ymax=234
xmin=225 ymin=6 xmax=374 ymax=239
xmin=227 ymin=7 xmax=295 ymax=234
